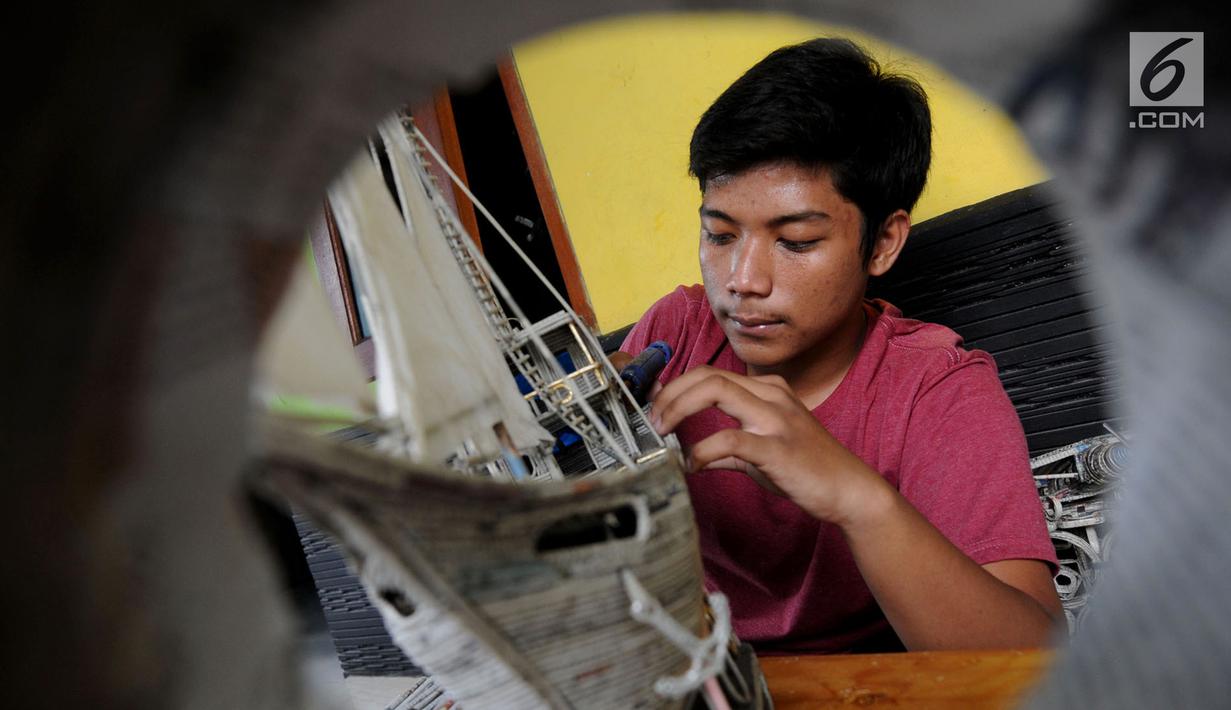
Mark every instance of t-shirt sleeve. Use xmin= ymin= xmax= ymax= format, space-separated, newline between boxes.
xmin=897 ymin=355 xmax=1058 ymax=572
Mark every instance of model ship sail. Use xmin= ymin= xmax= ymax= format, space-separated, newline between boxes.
xmin=323 ymin=116 xmax=666 ymax=479
xmin=327 ymin=127 xmax=549 ymax=464
xmin=254 ymin=113 xmax=772 ymax=709
xmin=253 ymin=252 xmax=376 ymax=415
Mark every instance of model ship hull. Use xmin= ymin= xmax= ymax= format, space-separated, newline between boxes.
xmin=261 ymin=423 xmax=712 ymax=708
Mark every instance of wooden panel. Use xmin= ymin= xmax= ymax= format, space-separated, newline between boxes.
xmin=316 ymin=199 xmax=363 ymax=346
xmin=309 ymin=198 xmax=375 ymax=378
xmin=411 ymin=92 xmax=484 ymax=252
xmin=308 ymin=200 xmax=353 ymax=338
xmin=352 ymin=338 xmax=375 ymax=380
xmin=498 ymin=56 xmax=598 ymax=328
xmin=763 ymin=649 xmax=1052 ymax=709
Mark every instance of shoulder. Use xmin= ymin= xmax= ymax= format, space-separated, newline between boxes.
xmin=874 ymin=300 xmax=971 ymax=368
xmin=847 ymin=300 xmax=1013 ymax=446
xmin=646 ymin=284 xmax=710 ymax=320
xmin=866 ymin=299 xmax=999 ymax=396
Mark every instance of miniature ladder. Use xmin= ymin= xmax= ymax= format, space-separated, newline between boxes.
xmin=404 ymin=129 xmax=624 ymax=462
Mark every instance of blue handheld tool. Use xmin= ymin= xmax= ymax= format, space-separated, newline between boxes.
xmin=619 ymin=341 xmax=672 ymax=404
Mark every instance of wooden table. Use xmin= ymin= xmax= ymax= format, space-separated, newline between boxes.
xmin=761 ymin=649 xmax=1052 ymax=709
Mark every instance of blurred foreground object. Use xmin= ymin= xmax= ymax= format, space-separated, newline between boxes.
xmin=4 ymin=1 xmax=1228 ymax=709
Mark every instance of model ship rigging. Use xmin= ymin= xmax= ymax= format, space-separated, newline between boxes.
xmin=253 ymin=114 xmax=772 ymax=709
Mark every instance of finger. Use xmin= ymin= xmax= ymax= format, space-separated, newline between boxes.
xmin=689 ymin=429 xmax=788 ymax=497
xmin=656 ymin=365 xmax=789 ymax=404
xmin=748 ymin=372 xmax=794 ymax=395
xmin=689 ymin=427 xmax=768 ymax=470
xmin=651 ymin=368 xmax=789 ymax=427
xmin=652 ymin=373 xmax=780 ymax=435
xmin=697 ymin=455 xmax=747 ymax=473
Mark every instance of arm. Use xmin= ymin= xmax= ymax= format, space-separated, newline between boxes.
xmin=650 ymin=366 xmax=1062 ymax=651
xmin=843 ymin=485 xmax=1061 ymax=649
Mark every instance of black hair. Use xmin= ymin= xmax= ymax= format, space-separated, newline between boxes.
xmin=689 ymin=38 xmax=932 ymax=263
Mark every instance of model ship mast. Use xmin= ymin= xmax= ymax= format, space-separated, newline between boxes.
xmin=327 ymin=114 xmax=664 ymax=481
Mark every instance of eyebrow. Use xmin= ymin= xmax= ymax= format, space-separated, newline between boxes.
xmin=700 ymin=208 xmax=831 ymax=228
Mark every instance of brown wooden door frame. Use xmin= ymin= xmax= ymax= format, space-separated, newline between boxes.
xmin=497 ymin=56 xmax=598 ymax=328
xmin=411 ymin=93 xmax=484 ymax=250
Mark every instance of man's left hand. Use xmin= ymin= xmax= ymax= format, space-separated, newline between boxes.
xmin=649 ymin=365 xmax=890 ymax=527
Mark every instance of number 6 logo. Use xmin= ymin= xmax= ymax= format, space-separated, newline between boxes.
xmin=1141 ymin=37 xmax=1193 ymax=102
xmin=1130 ymin=32 xmax=1203 ymax=109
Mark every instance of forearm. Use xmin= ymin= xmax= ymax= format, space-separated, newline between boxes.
xmin=838 ymin=480 xmax=1060 ymax=651
xmin=648 ymin=364 xmax=1061 ymax=649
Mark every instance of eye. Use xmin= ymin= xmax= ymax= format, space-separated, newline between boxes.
xmin=778 ymin=238 xmax=821 ymax=253
xmin=703 ymin=230 xmax=735 ymax=246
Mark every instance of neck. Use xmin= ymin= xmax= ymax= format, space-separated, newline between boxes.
xmin=748 ymin=302 xmax=868 ymax=409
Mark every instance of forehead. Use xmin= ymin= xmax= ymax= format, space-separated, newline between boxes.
xmin=701 ymin=163 xmax=858 ymax=223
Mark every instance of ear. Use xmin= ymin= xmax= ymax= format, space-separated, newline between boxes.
xmin=867 ymin=209 xmax=911 ymax=278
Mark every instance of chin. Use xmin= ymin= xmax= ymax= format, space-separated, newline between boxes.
xmin=728 ymin=338 xmax=791 ymax=370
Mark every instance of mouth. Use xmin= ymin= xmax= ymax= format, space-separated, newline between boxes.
xmin=726 ymin=313 xmax=785 ymax=335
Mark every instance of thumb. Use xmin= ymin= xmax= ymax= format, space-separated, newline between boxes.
xmin=696 ymin=456 xmax=787 ymax=498
xmin=699 ymin=455 xmax=747 ymax=472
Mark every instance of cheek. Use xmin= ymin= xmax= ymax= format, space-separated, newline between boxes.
xmin=790 ymin=257 xmax=861 ymax=313
xmin=818 ymin=259 xmax=870 ymax=314
xmin=698 ymin=245 xmax=725 ymax=284
xmin=786 ymin=257 xmax=836 ymax=295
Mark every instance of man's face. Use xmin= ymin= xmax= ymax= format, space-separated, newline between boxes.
xmin=699 ymin=162 xmax=870 ymax=374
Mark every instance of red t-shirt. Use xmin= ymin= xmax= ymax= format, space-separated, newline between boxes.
xmin=621 ymin=285 xmax=1058 ymax=654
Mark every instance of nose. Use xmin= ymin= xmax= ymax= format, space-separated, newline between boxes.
xmin=726 ymin=237 xmax=772 ymax=297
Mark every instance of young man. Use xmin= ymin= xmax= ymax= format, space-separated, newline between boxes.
xmin=618 ymin=38 xmax=1062 ymax=654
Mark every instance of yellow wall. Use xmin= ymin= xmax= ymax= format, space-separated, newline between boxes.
xmin=513 ymin=12 xmax=1049 ymax=332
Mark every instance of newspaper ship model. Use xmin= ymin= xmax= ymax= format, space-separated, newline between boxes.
xmin=255 ymin=115 xmax=772 ymax=709
xmin=1030 ymin=426 xmax=1129 ymax=633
